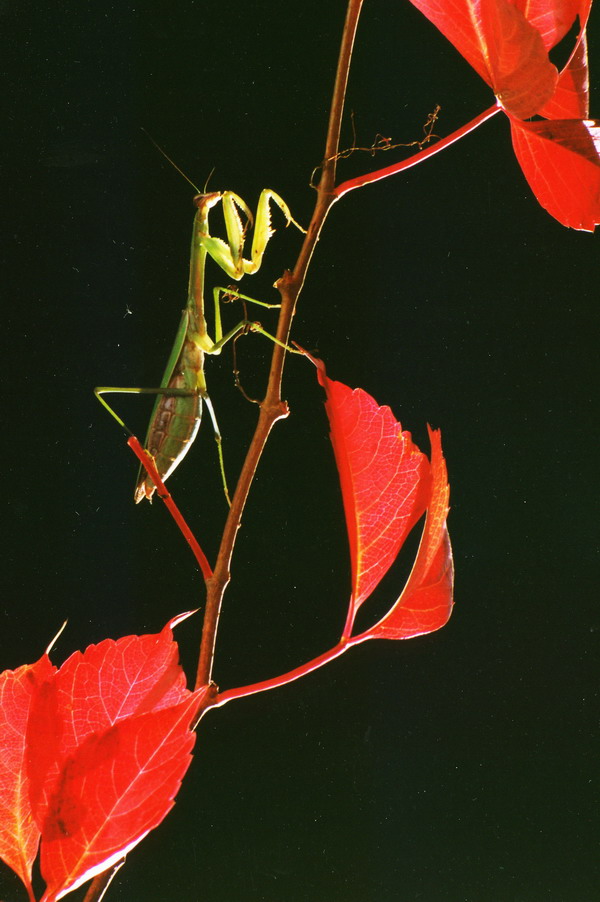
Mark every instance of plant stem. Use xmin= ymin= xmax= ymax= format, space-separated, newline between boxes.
xmin=212 ymin=633 xmax=369 ymax=707
xmin=334 ymin=103 xmax=501 ymax=198
xmin=127 ymin=437 xmax=213 ymax=580
xmin=194 ymin=0 xmax=365 ymax=691
xmin=82 ymin=861 xmax=125 ymax=902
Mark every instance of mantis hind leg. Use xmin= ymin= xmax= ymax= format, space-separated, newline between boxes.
xmin=94 ymin=386 xmax=197 ymax=434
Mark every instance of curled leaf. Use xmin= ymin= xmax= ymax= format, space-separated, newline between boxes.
xmin=307 ymin=352 xmax=453 ymax=641
xmin=361 ymin=427 xmax=454 ymax=640
xmin=538 ymin=30 xmax=590 ymax=119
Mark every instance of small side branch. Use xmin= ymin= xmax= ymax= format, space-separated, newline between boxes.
xmin=311 ymin=104 xmax=440 ymax=188
xmin=212 ymin=633 xmax=369 ymax=707
xmin=334 ymin=103 xmax=501 ymax=198
xmin=127 ymin=437 xmax=213 ymax=581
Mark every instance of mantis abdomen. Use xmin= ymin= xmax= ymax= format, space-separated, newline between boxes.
xmin=134 ymin=331 xmax=205 ymax=504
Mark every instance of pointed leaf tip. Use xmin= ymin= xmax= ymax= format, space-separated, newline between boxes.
xmin=310 ymin=357 xmax=452 ymax=640
xmin=316 ymin=364 xmax=431 ymax=619
xmin=167 ymin=609 xmax=199 ymax=630
xmin=363 ymin=425 xmax=454 ymax=640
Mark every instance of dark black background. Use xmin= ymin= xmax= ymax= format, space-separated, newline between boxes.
xmin=2 ymin=1 xmax=598 ymax=900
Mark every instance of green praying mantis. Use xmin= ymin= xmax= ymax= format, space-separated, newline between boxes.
xmin=95 ymin=188 xmax=305 ymax=503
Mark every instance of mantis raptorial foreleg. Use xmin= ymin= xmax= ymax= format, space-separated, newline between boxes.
xmin=95 ymin=189 xmax=305 ymax=504
xmin=200 ymin=190 xmax=305 ymax=278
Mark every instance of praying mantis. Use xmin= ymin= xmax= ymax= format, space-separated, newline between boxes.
xmin=96 ymin=188 xmax=305 ymax=503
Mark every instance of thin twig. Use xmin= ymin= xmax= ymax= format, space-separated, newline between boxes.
xmin=334 ymin=103 xmax=501 ymax=198
xmin=82 ymin=861 xmax=125 ymax=902
xmin=310 ymin=104 xmax=441 ymax=188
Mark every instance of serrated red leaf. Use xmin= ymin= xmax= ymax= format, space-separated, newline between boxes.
xmin=10 ymin=614 xmax=205 ymax=901
xmin=0 ymin=655 xmax=55 ymax=900
xmin=27 ymin=613 xmax=194 ymax=829
xmin=510 ymin=117 xmax=600 ymax=230
xmin=38 ymin=691 xmax=203 ymax=901
xmin=406 ymin=0 xmax=560 ymax=117
xmin=312 ymin=358 xmax=431 ymax=624
xmin=363 ymin=427 xmax=454 ymax=640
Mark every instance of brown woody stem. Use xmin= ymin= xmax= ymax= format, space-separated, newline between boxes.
xmin=194 ymin=0 xmax=365 ymax=690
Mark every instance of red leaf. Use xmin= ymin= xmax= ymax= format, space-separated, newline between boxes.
xmin=510 ymin=117 xmax=600 ymax=230
xmin=16 ymin=614 xmax=204 ymax=901
xmin=405 ymin=0 xmax=598 ymax=227
xmin=406 ymin=0 xmax=559 ymax=117
xmin=0 ymin=655 xmax=55 ymax=899
xmin=39 ymin=692 xmax=203 ymax=901
xmin=512 ymin=0 xmax=581 ymax=50
xmin=27 ymin=612 xmax=194 ymax=827
xmin=305 ymin=352 xmax=453 ymax=641
xmin=54 ymin=610 xmax=192 ymax=724
xmin=538 ymin=30 xmax=589 ymax=118
xmin=312 ymin=358 xmax=431 ymax=624
xmin=362 ymin=427 xmax=454 ymax=640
